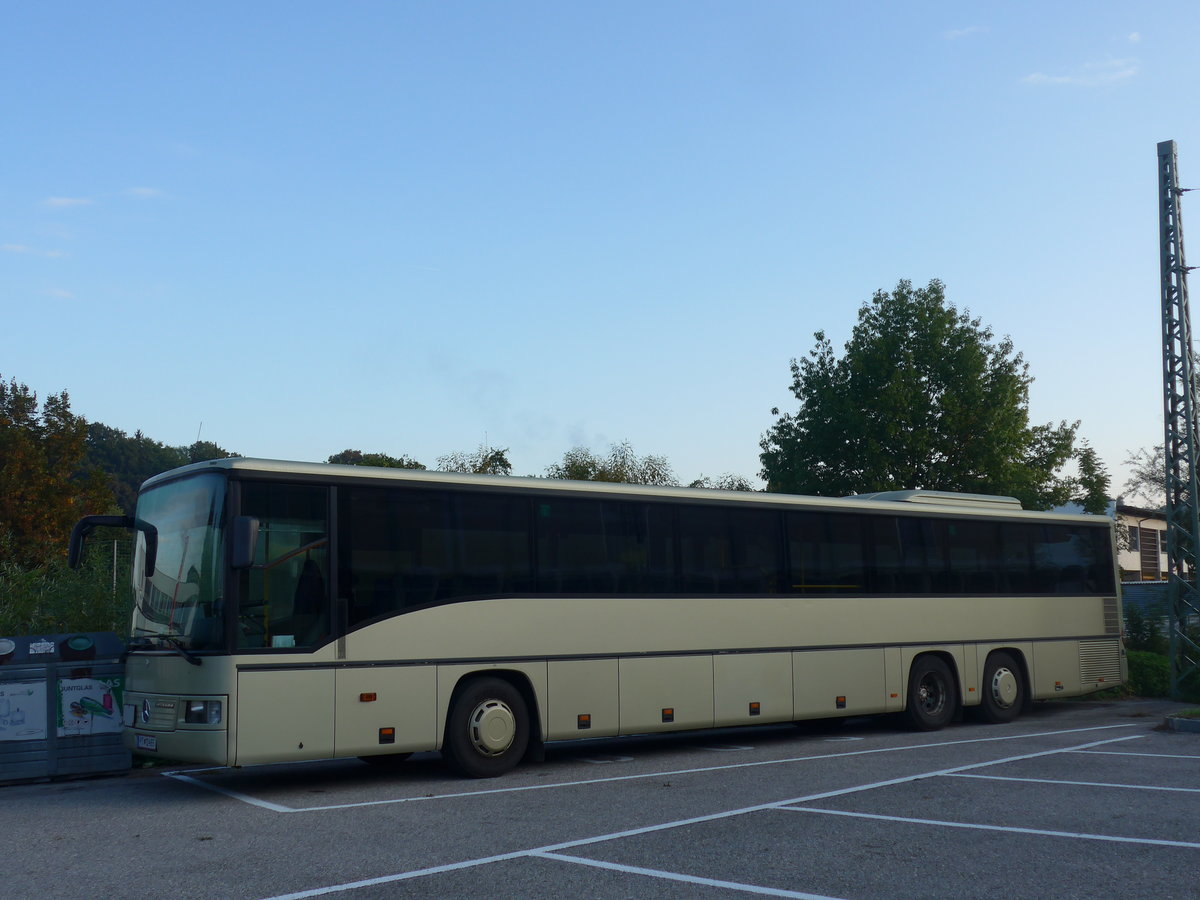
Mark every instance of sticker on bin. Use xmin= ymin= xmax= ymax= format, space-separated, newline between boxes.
xmin=135 ymin=734 xmax=157 ymax=751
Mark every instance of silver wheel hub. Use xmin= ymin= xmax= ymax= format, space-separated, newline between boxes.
xmin=468 ymin=699 xmax=516 ymax=757
xmin=990 ymin=667 xmax=1018 ymax=709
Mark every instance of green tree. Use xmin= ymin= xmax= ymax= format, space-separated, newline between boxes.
xmin=759 ymin=280 xmax=1079 ymax=509
xmin=187 ymin=440 xmax=238 ymax=464
xmin=0 ymin=376 xmax=113 ymax=567
xmin=437 ymin=444 xmax=512 ymax=476
xmin=546 ymin=441 xmax=678 ymax=486
xmin=1071 ymin=441 xmax=1111 ymax=515
xmin=689 ymin=473 xmax=756 ymax=491
xmin=85 ymin=425 xmax=237 ymax=515
xmin=327 ymin=449 xmax=426 ymax=469
xmin=1122 ymin=444 xmax=1165 ymax=508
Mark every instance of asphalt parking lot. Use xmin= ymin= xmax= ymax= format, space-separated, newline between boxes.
xmin=7 ymin=699 xmax=1198 ymax=900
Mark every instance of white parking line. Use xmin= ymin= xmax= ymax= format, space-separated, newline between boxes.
xmin=257 ymin=731 xmax=1144 ymax=900
xmin=178 ymin=723 xmax=1141 ymax=813
xmin=1071 ymin=749 xmax=1200 ymax=760
xmin=781 ymin=806 xmax=1200 ymax=850
xmin=164 ymin=772 xmax=293 ymax=813
xmin=946 ymin=772 xmax=1200 ymax=793
xmin=532 ymin=851 xmax=847 ymax=899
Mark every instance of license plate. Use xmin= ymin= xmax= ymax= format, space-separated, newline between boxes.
xmin=135 ymin=734 xmax=158 ymax=752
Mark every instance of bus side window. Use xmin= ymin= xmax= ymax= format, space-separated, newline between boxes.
xmin=239 ymin=482 xmax=330 ymax=649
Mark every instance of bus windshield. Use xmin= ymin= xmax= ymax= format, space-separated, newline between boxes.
xmin=131 ymin=473 xmax=227 ymax=651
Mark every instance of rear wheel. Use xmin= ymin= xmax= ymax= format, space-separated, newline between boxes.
xmin=978 ymin=652 xmax=1025 ymax=724
xmin=443 ymin=676 xmax=529 ymax=778
xmin=904 ymin=656 xmax=956 ymax=731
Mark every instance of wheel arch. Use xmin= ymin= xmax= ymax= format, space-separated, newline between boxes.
xmin=439 ymin=666 xmax=546 ymax=752
xmin=980 ymin=646 xmax=1034 ymax=713
xmin=902 ymin=649 xmax=964 ymax=717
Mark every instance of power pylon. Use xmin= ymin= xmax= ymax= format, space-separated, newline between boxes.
xmin=1157 ymin=139 xmax=1200 ymax=699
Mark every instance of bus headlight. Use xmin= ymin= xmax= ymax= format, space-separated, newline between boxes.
xmin=184 ymin=700 xmax=222 ymax=725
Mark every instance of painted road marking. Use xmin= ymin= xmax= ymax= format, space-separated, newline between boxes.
xmin=172 ymin=723 xmax=1142 ymax=813
xmin=256 ymin=731 xmax=1145 ymax=900
xmin=781 ymin=806 xmax=1200 ymax=850
xmin=946 ymin=772 xmax=1200 ymax=793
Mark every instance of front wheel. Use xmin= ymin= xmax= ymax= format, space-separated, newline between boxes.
xmin=443 ymin=677 xmax=530 ymax=778
xmin=904 ymin=656 xmax=956 ymax=731
xmin=977 ymin=652 xmax=1025 ymax=724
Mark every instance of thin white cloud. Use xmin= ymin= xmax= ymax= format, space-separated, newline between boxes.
xmin=45 ymin=196 xmax=93 ymax=207
xmin=129 ymin=186 xmax=167 ymax=198
xmin=943 ymin=26 xmax=987 ymax=40
xmin=1023 ymin=58 xmax=1138 ymax=87
xmin=44 ymin=288 xmax=75 ymax=300
xmin=1129 ymin=32 xmax=1141 ymax=44
xmin=3 ymin=243 xmax=65 ymax=258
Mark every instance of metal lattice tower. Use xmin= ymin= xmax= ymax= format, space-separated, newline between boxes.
xmin=1157 ymin=139 xmax=1200 ymax=699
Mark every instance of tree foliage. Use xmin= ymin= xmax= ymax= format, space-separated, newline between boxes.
xmin=759 ymin=280 xmax=1080 ymax=509
xmin=546 ymin=441 xmax=678 ymax=486
xmin=327 ymin=449 xmax=426 ymax=469
xmin=0 ymin=532 xmax=131 ymax=635
xmin=1070 ymin=442 xmax=1111 ymax=515
xmin=689 ymin=473 xmax=756 ymax=492
xmin=86 ymin=424 xmax=237 ymax=515
xmin=437 ymin=444 xmax=512 ymax=476
xmin=1122 ymin=445 xmax=1165 ymax=508
xmin=0 ymin=376 xmax=114 ymax=567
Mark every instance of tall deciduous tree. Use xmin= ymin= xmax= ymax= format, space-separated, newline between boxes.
xmin=327 ymin=449 xmax=426 ymax=469
xmin=0 ymin=376 xmax=113 ymax=566
xmin=1122 ymin=445 xmax=1165 ymax=508
xmin=437 ymin=444 xmax=512 ymax=476
xmin=86 ymin=424 xmax=238 ymax=514
xmin=759 ymin=280 xmax=1080 ymax=509
xmin=1071 ymin=442 xmax=1111 ymax=515
xmin=689 ymin=474 xmax=756 ymax=491
xmin=546 ymin=441 xmax=678 ymax=486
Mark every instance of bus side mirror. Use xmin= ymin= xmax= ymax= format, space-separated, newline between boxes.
xmin=69 ymin=515 xmax=133 ymax=568
xmin=68 ymin=514 xmax=156 ymax=577
xmin=231 ymin=516 xmax=260 ymax=569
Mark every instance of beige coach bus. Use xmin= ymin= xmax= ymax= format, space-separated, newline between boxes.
xmin=69 ymin=458 xmax=1124 ymax=778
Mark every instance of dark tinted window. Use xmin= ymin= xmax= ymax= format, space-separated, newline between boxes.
xmin=788 ymin=512 xmax=866 ymax=594
xmin=534 ymin=499 xmax=674 ymax=593
xmin=453 ymin=492 xmax=532 ymax=597
xmin=339 ymin=487 xmax=454 ymax=626
xmin=239 ymin=482 xmax=330 ymax=649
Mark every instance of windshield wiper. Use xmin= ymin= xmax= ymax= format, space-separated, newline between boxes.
xmin=124 ymin=633 xmax=202 ymax=666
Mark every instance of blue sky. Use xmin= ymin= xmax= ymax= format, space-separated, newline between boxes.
xmin=3 ymin=2 xmax=1198 ymax=491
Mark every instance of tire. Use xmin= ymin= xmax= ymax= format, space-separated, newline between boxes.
xmin=443 ymin=676 xmax=530 ymax=778
xmin=904 ymin=656 xmax=956 ymax=731
xmin=358 ymin=752 xmax=413 ymax=767
xmin=977 ymin=652 xmax=1025 ymax=724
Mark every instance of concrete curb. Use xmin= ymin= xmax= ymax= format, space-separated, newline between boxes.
xmin=1164 ymin=715 xmax=1200 ymax=733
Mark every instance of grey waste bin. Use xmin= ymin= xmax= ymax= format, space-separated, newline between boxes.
xmin=0 ymin=632 xmax=131 ymax=785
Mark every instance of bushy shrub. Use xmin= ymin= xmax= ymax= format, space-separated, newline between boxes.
xmin=1125 ymin=650 xmax=1170 ymax=698
xmin=0 ymin=541 xmax=131 ymax=637
xmin=1124 ymin=605 xmax=1168 ymax=654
